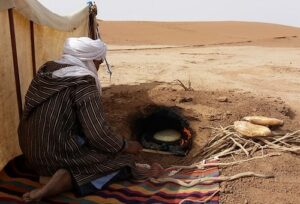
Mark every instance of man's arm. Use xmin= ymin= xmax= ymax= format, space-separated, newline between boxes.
xmin=75 ymin=81 xmax=142 ymax=154
xmin=74 ymin=80 xmax=125 ymax=153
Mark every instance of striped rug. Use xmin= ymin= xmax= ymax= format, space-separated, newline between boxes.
xmin=0 ymin=159 xmax=219 ymax=204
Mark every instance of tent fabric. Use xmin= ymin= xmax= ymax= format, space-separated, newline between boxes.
xmin=14 ymin=0 xmax=89 ymax=32
xmin=34 ymin=17 xmax=89 ymax=68
xmin=0 ymin=10 xmax=21 ymax=173
xmin=0 ymin=0 xmax=15 ymax=11
xmin=0 ymin=1 xmax=90 ymax=170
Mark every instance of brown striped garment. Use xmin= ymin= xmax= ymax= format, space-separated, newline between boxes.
xmin=18 ymin=61 xmax=134 ymax=186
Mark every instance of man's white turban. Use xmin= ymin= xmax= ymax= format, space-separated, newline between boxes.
xmin=63 ymin=37 xmax=107 ymax=61
xmin=53 ymin=37 xmax=107 ymax=93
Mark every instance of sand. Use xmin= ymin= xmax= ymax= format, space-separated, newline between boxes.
xmin=98 ymin=21 xmax=300 ymax=204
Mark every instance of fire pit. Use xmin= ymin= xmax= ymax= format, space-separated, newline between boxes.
xmin=133 ymin=106 xmax=193 ymax=156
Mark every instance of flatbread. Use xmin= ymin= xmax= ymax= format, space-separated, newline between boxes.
xmin=243 ymin=116 xmax=284 ymax=126
xmin=153 ymin=129 xmax=181 ymax=142
xmin=234 ymin=121 xmax=272 ymax=137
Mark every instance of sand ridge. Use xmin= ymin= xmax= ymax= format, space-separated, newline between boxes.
xmin=99 ymin=21 xmax=300 ymax=47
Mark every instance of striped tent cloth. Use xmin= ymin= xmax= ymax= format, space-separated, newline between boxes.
xmin=0 ymin=158 xmax=219 ymax=204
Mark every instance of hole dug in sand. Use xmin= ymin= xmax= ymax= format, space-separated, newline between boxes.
xmin=132 ymin=106 xmax=193 ymax=156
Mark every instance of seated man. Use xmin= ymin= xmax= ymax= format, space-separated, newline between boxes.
xmin=18 ymin=37 xmax=163 ymax=202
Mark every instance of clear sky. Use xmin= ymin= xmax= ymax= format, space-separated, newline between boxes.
xmin=39 ymin=0 xmax=300 ymax=28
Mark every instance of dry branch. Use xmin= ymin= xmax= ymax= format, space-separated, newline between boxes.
xmin=179 ymin=190 xmax=220 ymax=204
xmin=194 ymin=126 xmax=300 ymax=160
xmin=167 ymin=152 xmax=281 ymax=176
xmin=151 ymin=171 xmax=274 ymax=187
xmin=142 ymin=148 xmax=174 ymax=155
xmin=174 ymin=79 xmax=194 ymax=91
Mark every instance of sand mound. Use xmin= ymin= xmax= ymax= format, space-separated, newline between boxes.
xmin=102 ymin=82 xmax=297 ymax=162
xmin=99 ymin=21 xmax=300 ymax=47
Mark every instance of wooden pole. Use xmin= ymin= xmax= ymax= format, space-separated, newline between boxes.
xmin=142 ymin=148 xmax=174 ymax=155
xmin=30 ymin=21 xmax=36 ymax=77
xmin=8 ymin=9 xmax=22 ymax=119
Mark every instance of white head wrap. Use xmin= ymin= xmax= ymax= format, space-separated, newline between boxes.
xmin=53 ymin=37 xmax=107 ymax=93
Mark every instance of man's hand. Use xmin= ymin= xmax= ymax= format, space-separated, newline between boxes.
xmin=124 ymin=141 xmax=143 ymax=154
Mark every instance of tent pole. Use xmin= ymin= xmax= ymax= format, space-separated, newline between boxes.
xmin=8 ymin=9 xmax=22 ymax=119
xmin=30 ymin=21 xmax=37 ymax=77
xmin=88 ymin=3 xmax=98 ymax=39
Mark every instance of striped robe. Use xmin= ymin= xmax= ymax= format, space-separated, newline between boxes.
xmin=18 ymin=61 xmax=134 ymax=186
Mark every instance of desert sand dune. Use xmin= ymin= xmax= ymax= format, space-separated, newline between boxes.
xmin=100 ymin=21 xmax=300 ymax=47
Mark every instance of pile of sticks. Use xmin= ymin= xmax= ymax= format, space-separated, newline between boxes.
xmin=151 ymin=127 xmax=300 ymax=189
xmin=197 ymin=126 xmax=300 ymax=160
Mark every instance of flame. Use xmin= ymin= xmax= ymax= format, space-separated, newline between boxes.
xmin=180 ymin=139 xmax=185 ymax=146
xmin=183 ymin=127 xmax=192 ymax=139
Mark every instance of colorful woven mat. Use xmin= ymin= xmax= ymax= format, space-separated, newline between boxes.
xmin=0 ymin=157 xmax=219 ymax=204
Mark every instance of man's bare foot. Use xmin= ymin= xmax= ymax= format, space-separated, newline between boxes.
xmin=23 ymin=188 xmax=44 ymax=203
xmin=23 ymin=169 xmax=72 ymax=202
